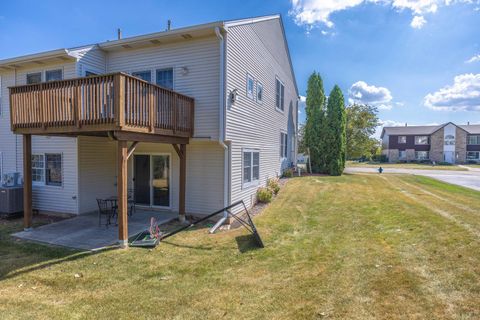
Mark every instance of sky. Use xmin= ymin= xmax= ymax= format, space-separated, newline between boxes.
xmin=1 ymin=0 xmax=479 ymax=136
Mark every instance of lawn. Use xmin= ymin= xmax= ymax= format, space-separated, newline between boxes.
xmin=1 ymin=174 xmax=480 ymax=319
xmin=347 ymin=161 xmax=468 ymax=171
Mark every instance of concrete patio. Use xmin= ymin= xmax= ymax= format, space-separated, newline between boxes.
xmin=13 ymin=209 xmax=177 ymax=251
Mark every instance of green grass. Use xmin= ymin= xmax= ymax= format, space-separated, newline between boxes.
xmin=1 ymin=175 xmax=479 ymax=319
xmin=347 ymin=161 xmax=467 ymax=171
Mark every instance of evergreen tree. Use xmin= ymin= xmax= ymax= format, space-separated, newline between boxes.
xmin=304 ymin=72 xmax=326 ymax=173
xmin=325 ymin=85 xmax=347 ymax=176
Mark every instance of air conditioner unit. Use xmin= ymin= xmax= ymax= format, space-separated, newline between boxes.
xmin=0 ymin=186 xmax=23 ymax=216
xmin=2 ymin=172 xmax=21 ymax=187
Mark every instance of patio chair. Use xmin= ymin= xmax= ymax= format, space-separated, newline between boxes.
xmin=128 ymin=188 xmax=136 ymax=217
xmin=96 ymin=198 xmax=116 ymax=227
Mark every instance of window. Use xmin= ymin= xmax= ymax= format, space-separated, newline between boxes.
xmin=85 ymin=71 xmax=97 ymax=77
xmin=45 ymin=154 xmax=62 ymax=186
xmin=46 ymin=69 xmax=63 ymax=82
xmin=280 ymin=132 xmax=288 ymax=158
xmin=243 ymin=150 xmax=260 ymax=187
xmin=444 ymin=135 xmax=455 ymax=145
xmin=399 ymin=150 xmax=406 ymax=160
xmin=415 ymin=136 xmax=429 ymax=145
xmin=468 ymin=135 xmax=480 ymax=145
xmin=156 ymin=68 xmax=173 ymax=89
xmin=256 ymin=82 xmax=263 ymax=103
xmin=246 ymin=74 xmax=254 ymax=99
xmin=275 ymin=78 xmax=285 ymax=111
xmin=467 ymin=151 xmax=480 ymax=160
xmin=398 ymin=136 xmax=407 ymax=144
xmin=26 ymin=72 xmax=42 ymax=84
xmin=32 ymin=154 xmax=45 ymax=183
xmin=415 ymin=151 xmax=429 ymax=160
xmin=132 ymin=70 xmax=152 ymax=83
xmin=0 ymin=152 xmax=3 ymax=184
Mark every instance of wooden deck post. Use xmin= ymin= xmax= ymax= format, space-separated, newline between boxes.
xmin=117 ymin=140 xmax=128 ymax=247
xmin=179 ymin=144 xmax=187 ymax=223
xmin=23 ymin=134 xmax=33 ymax=230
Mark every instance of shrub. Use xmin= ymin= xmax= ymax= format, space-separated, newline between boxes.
xmin=256 ymin=187 xmax=273 ymax=203
xmin=267 ymin=178 xmax=280 ymax=195
xmin=282 ymin=168 xmax=294 ymax=178
xmin=437 ymin=161 xmax=452 ymax=166
xmin=371 ymin=154 xmax=388 ymax=163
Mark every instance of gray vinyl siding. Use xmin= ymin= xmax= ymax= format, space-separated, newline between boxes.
xmin=77 ymin=136 xmax=116 ymax=214
xmin=0 ymin=62 xmax=80 ymax=214
xmin=106 ymin=36 xmax=220 ymax=140
xmin=72 ymin=46 xmax=107 ymax=76
xmin=225 ymin=18 xmax=298 ymax=209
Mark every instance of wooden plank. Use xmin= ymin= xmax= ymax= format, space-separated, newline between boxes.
xmin=23 ymin=135 xmax=33 ymax=230
xmin=117 ymin=140 xmax=128 ymax=247
xmin=172 ymin=144 xmax=182 ymax=158
xmin=179 ymin=144 xmax=187 ymax=222
xmin=113 ymin=131 xmax=189 ymax=144
xmin=127 ymin=141 xmax=139 ymax=159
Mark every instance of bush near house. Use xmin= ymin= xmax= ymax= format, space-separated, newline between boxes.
xmin=281 ymin=168 xmax=294 ymax=178
xmin=267 ymin=178 xmax=280 ymax=195
xmin=256 ymin=187 xmax=273 ymax=203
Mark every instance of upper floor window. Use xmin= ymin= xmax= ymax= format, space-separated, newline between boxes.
xmin=85 ymin=71 xmax=97 ymax=77
xmin=246 ymin=74 xmax=254 ymax=99
xmin=398 ymin=136 xmax=407 ymax=144
xmin=468 ymin=135 xmax=480 ymax=145
xmin=444 ymin=135 xmax=455 ymax=145
xmin=275 ymin=78 xmax=285 ymax=111
xmin=132 ymin=70 xmax=152 ymax=83
xmin=26 ymin=72 xmax=42 ymax=84
xmin=280 ymin=132 xmax=288 ymax=158
xmin=256 ymin=81 xmax=263 ymax=103
xmin=415 ymin=136 xmax=429 ymax=145
xmin=243 ymin=150 xmax=260 ymax=188
xmin=156 ymin=68 xmax=173 ymax=89
xmin=46 ymin=69 xmax=63 ymax=82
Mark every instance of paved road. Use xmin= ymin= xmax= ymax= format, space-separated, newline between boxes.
xmin=345 ymin=167 xmax=480 ymax=192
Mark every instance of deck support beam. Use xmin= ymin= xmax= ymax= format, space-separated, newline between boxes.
xmin=23 ymin=134 xmax=33 ymax=230
xmin=173 ymin=144 xmax=187 ymax=223
xmin=117 ymin=140 xmax=128 ymax=247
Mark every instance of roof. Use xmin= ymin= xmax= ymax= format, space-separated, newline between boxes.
xmin=381 ymin=122 xmax=480 ymax=138
xmin=459 ymin=124 xmax=480 ymax=134
xmin=0 ymin=49 xmax=76 ymax=71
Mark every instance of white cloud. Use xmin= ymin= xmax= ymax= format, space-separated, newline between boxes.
xmin=348 ymin=81 xmax=394 ymax=109
xmin=410 ymin=15 xmax=427 ymax=28
xmin=466 ymin=54 xmax=480 ymax=63
xmin=290 ymin=0 xmax=472 ymax=31
xmin=424 ymin=74 xmax=480 ymax=111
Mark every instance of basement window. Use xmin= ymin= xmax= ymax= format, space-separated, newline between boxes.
xmin=243 ymin=150 xmax=260 ymax=188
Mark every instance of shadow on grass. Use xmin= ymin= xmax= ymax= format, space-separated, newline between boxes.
xmin=235 ymin=234 xmax=263 ymax=253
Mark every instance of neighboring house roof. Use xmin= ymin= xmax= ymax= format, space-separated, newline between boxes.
xmin=381 ymin=122 xmax=480 ymax=139
xmin=459 ymin=124 xmax=480 ymax=134
xmin=380 ymin=124 xmax=444 ymax=139
xmin=0 ymin=14 xmax=298 ymax=96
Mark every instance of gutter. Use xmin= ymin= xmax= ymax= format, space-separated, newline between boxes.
xmin=210 ymin=26 xmax=230 ymax=232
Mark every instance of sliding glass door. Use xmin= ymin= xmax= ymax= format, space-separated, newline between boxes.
xmin=134 ymin=154 xmax=170 ymax=208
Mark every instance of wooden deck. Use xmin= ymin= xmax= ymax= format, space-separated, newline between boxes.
xmin=9 ymin=72 xmax=194 ymax=139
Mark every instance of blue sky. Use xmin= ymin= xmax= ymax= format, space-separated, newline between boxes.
xmin=1 ymin=0 xmax=479 ymax=134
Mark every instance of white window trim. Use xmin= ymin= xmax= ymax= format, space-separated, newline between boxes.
xmin=398 ymin=136 xmax=407 ymax=144
xmin=242 ymin=149 xmax=260 ymax=189
xmin=256 ymin=81 xmax=263 ymax=104
xmin=414 ymin=136 xmax=429 ymax=145
xmin=31 ymin=152 xmax=63 ymax=188
xmin=0 ymin=152 xmax=3 ymax=184
xmin=275 ymin=76 xmax=285 ymax=113
xmin=468 ymin=135 xmax=480 ymax=145
xmin=415 ymin=151 xmax=429 ymax=160
xmin=246 ymin=73 xmax=254 ymax=99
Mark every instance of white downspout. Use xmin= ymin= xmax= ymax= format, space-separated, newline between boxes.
xmin=210 ymin=26 xmax=229 ymax=232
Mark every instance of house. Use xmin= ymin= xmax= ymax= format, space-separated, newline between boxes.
xmin=380 ymin=122 xmax=480 ymax=163
xmin=0 ymin=15 xmax=299 ymax=246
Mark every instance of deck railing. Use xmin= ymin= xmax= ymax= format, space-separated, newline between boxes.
xmin=9 ymin=73 xmax=194 ymax=137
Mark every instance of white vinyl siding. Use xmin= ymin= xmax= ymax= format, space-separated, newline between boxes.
xmin=226 ymin=18 xmax=298 ymax=209
xmin=106 ymin=37 xmax=220 ymax=139
xmin=73 ymin=46 xmax=107 ymax=76
xmin=0 ymin=62 xmax=78 ymax=214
